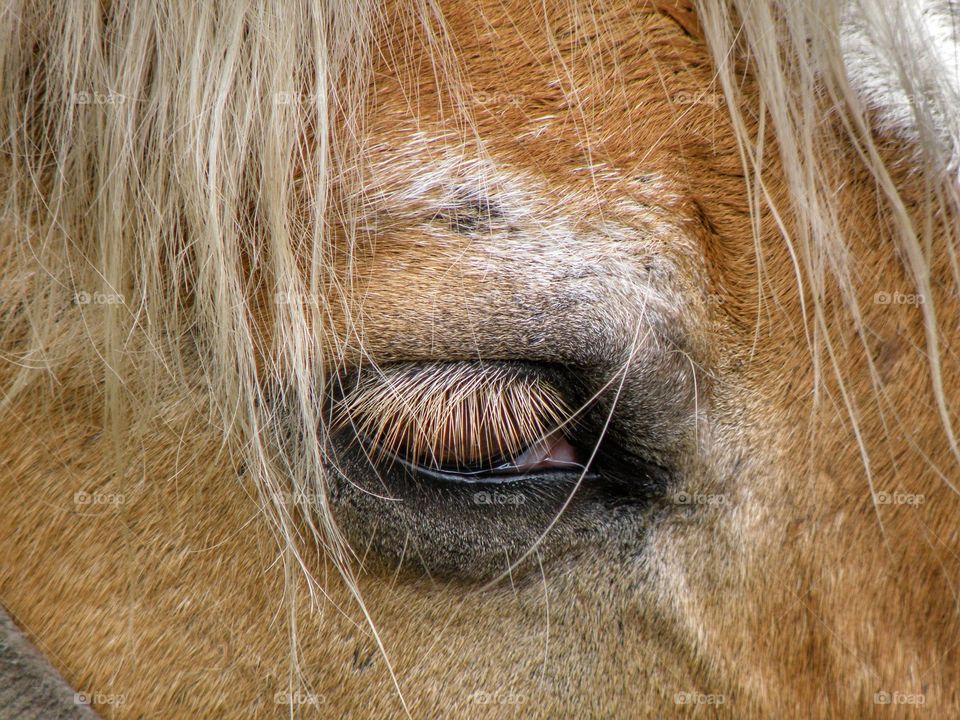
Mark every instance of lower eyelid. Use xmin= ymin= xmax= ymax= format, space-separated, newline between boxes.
xmin=396 ymin=454 xmax=594 ymax=486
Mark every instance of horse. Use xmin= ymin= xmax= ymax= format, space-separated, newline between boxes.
xmin=1 ymin=0 xmax=958 ymax=717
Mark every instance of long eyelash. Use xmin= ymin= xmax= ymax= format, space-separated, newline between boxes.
xmin=336 ymin=364 xmax=571 ymax=469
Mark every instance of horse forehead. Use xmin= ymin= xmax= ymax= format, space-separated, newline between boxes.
xmin=366 ymin=0 xmax=722 ymax=176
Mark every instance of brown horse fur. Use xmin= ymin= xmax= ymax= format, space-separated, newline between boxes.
xmin=0 ymin=0 xmax=958 ymax=717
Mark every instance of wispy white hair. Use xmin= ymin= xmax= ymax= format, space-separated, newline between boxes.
xmin=842 ymin=0 xmax=960 ymax=170
xmin=695 ymin=0 xmax=960 ymax=485
xmin=0 ymin=0 xmax=382 ymax=697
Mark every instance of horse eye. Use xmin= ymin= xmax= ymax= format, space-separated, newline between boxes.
xmin=336 ymin=362 xmax=586 ymax=483
xmin=324 ymin=361 xmax=672 ymax=579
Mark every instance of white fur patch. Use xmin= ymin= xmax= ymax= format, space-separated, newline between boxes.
xmin=841 ymin=0 xmax=960 ymax=170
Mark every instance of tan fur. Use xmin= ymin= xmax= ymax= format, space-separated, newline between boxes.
xmin=1 ymin=1 xmax=958 ymax=718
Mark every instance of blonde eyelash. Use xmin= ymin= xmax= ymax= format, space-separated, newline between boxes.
xmin=337 ymin=364 xmax=572 ymax=470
